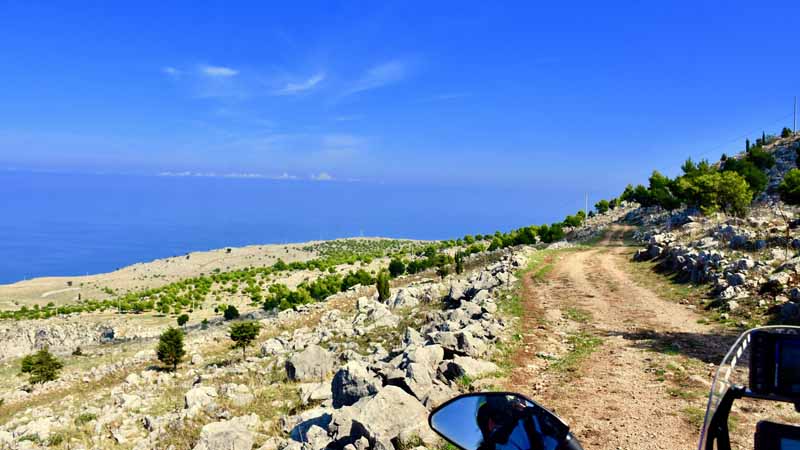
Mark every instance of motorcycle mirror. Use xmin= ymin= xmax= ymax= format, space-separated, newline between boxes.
xmin=428 ymin=392 xmax=571 ymax=450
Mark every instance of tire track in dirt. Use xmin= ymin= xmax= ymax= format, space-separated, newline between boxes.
xmin=505 ymin=225 xmax=729 ymax=450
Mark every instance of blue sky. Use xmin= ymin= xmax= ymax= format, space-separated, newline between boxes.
xmin=1 ymin=1 xmax=799 ymax=194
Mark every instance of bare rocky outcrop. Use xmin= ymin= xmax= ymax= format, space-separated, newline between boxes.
xmin=286 ymin=344 xmax=336 ymax=382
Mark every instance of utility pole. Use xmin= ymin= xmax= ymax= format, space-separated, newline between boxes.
xmin=584 ymin=192 xmax=588 ymax=217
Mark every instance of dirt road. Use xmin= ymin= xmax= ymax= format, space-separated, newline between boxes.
xmin=506 ymin=226 xmax=735 ymax=450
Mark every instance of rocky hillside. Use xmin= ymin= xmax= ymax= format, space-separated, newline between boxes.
xmin=0 ymin=248 xmax=533 ymax=450
xmin=631 ymin=134 xmax=800 ymax=326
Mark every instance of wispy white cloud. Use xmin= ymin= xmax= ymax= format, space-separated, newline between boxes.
xmin=162 ymin=66 xmax=182 ymax=78
xmin=343 ymin=60 xmax=409 ymax=96
xmin=161 ymin=64 xmax=246 ymax=99
xmin=322 ymin=133 xmax=365 ymax=148
xmin=274 ymin=73 xmax=326 ymax=95
xmin=421 ymin=92 xmax=470 ymax=102
xmin=311 ymin=172 xmax=334 ymax=181
xmin=333 ymin=114 xmax=363 ymax=122
xmin=200 ymin=65 xmax=239 ymax=77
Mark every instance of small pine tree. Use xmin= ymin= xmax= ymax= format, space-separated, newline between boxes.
xmin=223 ymin=305 xmax=240 ymax=321
xmin=20 ymin=348 xmax=63 ymax=384
xmin=229 ymin=321 xmax=261 ymax=360
xmin=745 ymin=138 xmax=750 ymax=152
xmin=157 ymin=327 xmax=185 ymax=371
xmin=762 ymin=131 xmax=767 ymax=144
xmin=782 ymin=127 xmax=793 ymax=138
xmin=376 ymin=270 xmax=391 ymax=301
xmin=177 ymin=314 xmax=189 ymax=327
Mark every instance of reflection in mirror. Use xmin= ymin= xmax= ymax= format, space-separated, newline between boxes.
xmin=429 ymin=393 xmax=567 ymax=450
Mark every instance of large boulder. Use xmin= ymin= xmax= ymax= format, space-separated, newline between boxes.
xmin=332 ymin=361 xmax=380 ymax=408
xmin=726 ymin=272 xmax=747 ymax=287
xmin=783 ymin=302 xmax=800 ymax=321
xmin=456 ymin=331 xmax=487 ymax=357
xmin=349 ymin=386 xmax=438 ymax=449
xmin=469 ymin=271 xmax=501 ymax=294
xmin=14 ymin=417 xmax=61 ymax=442
xmin=286 ymin=345 xmax=335 ymax=382
xmin=260 ymin=338 xmax=285 ymax=357
xmin=404 ymin=345 xmax=444 ymax=372
xmin=185 ymin=385 xmax=218 ymax=409
xmin=299 ymin=424 xmax=333 ymax=449
xmin=447 ymin=280 xmax=470 ymax=303
xmin=762 ymin=272 xmax=793 ymax=294
xmin=389 ymin=288 xmax=420 ymax=309
xmin=735 ymin=258 xmax=756 ymax=271
xmin=353 ymin=298 xmax=400 ymax=330
xmin=402 ymin=362 xmax=434 ymax=401
xmin=402 ymin=328 xmax=425 ymax=347
xmin=441 ymin=356 xmax=498 ymax=380
xmin=287 ymin=407 xmax=333 ymax=441
xmin=298 ymin=382 xmax=332 ymax=405
xmin=192 ymin=415 xmax=259 ymax=450
xmin=220 ymin=384 xmax=255 ymax=408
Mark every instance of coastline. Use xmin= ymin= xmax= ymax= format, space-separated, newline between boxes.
xmin=0 ymin=236 xmax=421 ymax=310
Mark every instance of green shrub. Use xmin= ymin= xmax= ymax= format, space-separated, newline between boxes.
xmin=595 ymin=199 xmax=610 ymax=214
xmin=779 ymin=169 xmax=800 ymax=205
xmin=717 ymin=171 xmax=753 ymax=217
xmin=20 ymin=348 xmax=63 ymax=384
xmin=177 ymin=314 xmax=189 ymax=327
xmin=746 ymin=146 xmax=775 ymax=170
xmin=157 ymin=327 xmax=185 ymax=371
xmin=722 ymin=157 xmax=768 ymax=194
xmin=75 ymin=412 xmax=97 ymax=426
xmin=782 ymin=127 xmax=794 ymax=138
xmin=223 ymin=305 xmax=240 ymax=321
xmin=47 ymin=434 xmax=64 ymax=446
xmin=388 ymin=258 xmax=405 ymax=278
xmin=648 ymin=171 xmax=681 ymax=210
xmin=676 ymin=170 xmax=752 ymax=216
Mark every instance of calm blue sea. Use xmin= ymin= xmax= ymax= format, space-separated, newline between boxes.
xmin=0 ymin=172 xmax=585 ymax=284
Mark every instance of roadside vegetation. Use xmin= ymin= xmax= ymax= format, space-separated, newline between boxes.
xmin=614 ymin=132 xmax=781 ymax=217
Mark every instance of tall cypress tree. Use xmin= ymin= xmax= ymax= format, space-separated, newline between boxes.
xmin=376 ymin=270 xmax=390 ymax=301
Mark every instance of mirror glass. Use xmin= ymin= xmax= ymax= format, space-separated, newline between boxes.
xmin=429 ymin=393 xmax=568 ymax=450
